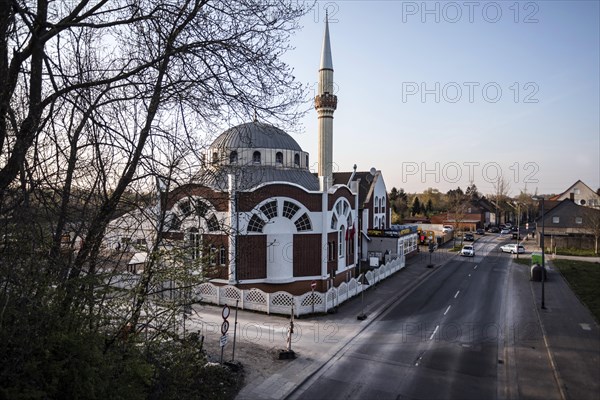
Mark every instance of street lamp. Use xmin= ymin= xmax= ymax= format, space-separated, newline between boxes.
xmin=532 ymin=196 xmax=546 ymax=309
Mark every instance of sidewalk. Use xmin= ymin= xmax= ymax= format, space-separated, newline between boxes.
xmin=189 ymin=250 xmax=450 ymax=400
xmin=506 ymin=248 xmax=600 ymax=400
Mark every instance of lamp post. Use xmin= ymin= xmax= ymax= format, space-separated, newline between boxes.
xmin=533 ymin=196 xmax=546 ymax=309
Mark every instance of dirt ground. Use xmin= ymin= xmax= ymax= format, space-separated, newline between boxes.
xmin=200 ymin=327 xmax=291 ymax=389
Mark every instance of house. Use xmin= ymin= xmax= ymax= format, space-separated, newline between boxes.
xmin=535 ymin=198 xmax=600 ymax=251
xmin=430 ymin=197 xmax=496 ymax=231
xmin=549 ymin=180 xmax=600 ymax=208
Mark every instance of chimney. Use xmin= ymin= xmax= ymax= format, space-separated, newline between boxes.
xmin=570 ymin=192 xmax=575 ymax=202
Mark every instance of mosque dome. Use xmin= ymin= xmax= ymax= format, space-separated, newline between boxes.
xmin=202 ymin=121 xmax=318 ymax=191
xmin=211 ymin=121 xmax=303 ymax=152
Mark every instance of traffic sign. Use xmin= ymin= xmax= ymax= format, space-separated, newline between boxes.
xmin=311 ymin=281 xmax=317 ymax=290
xmin=222 ymin=305 xmax=230 ymax=320
xmin=219 ymin=334 xmax=228 ymax=347
xmin=221 ymin=320 xmax=230 ymax=335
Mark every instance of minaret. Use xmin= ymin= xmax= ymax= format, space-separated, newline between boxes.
xmin=315 ymin=13 xmax=337 ymax=191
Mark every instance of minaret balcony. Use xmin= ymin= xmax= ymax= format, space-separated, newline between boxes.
xmin=314 ymin=93 xmax=338 ymax=110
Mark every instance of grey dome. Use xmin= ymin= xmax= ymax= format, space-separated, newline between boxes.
xmin=211 ymin=122 xmax=302 ymax=151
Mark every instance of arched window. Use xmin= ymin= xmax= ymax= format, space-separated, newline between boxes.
xmin=294 ymin=153 xmax=300 ymax=166
xmin=253 ymin=151 xmax=261 ymax=164
xmin=276 ymin=151 xmax=283 ymax=164
xmin=338 ymin=226 xmax=345 ymax=258
xmin=374 ymin=196 xmax=379 ymax=213
xmin=229 ymin=151 xmax=238 ymax=164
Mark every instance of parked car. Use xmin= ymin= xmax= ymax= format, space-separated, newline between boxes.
xmin=463 ymin=233 xmax=475 ymax=241
xmin=500 ymin=228 xmax=511 ymax=235
xmin=476 ymin=228 xmax=485 ymax=235
xmin=461 ymin=245 xmax=475 ymax=257
xmin=442 ymin=226 xmax=454 ymax=233
xmin=500 ymin=243 xmax=525 ymax=254
xmin=490 ymin=226 xmax=500 ymax=233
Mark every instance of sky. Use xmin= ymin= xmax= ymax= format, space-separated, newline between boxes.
xmin=280 ymin=0 xmax=600 ymax=197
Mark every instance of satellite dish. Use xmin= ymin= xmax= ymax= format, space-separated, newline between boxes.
xmin=369 ymin=167 xmax=376 ymax=176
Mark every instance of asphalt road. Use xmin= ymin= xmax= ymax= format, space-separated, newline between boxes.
xmin=293 ymin=235 xmax=515 ymax=400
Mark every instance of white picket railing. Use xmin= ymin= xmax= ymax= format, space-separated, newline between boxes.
xmin=191 ymin=255 xmax=406 ymax=316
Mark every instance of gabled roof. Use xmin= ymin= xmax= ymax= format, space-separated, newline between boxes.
xmin=332 ymin=171 xmax=379 ymax=208
xmin=535 ymin=198 xmax=600 ymax=222
xmin=549 ymin=180 xmax=598 ymax=200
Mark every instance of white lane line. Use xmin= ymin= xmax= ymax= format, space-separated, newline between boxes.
xmin=444 ymin=305 xmax=451 ymax=315
xmin=474 ymin=265 xmax=478 ymax=269
xmin=454 ymin=290 xmax=460 ymax=298
xmin=430 ymin=325 xmax=439 ymax=340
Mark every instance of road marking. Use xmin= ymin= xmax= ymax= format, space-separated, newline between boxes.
xmin=444 ymin=305 xmax=451 ymax=315
xmin=430 ymin=325 xmax=439 ymax=340
xmin=414 ymin=351 xmax=426 ymax=366
xmin=474 ymin=265 xmax=478 ymax=269
xmin=580 ymin=323 xmax=591 ymax=331
xmin=454 ymin=290 xmax=460 ymax=298
xmin=468 ymin=274 xmax=471 ymax=277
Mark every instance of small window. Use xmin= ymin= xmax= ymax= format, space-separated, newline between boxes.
xmin=209 ymin=245 xmax=217 ymax=265
xmin=207 ymin=214 xmax=220 ymax=231
xmin=212 ymin=152 xmax=219 ymax=164
xmin=253 ymin=151 xmax=261 ymax=164
xmin=574 ymin=189 xmax=580 ymax=194
xmin=219 ymin=245 xmax=227 ymax=265
xmin=195 ymin=200 xmax=208 ymax=217
xmin=305 ymin=155 xmax=309 ymax=167
xmin=248 ymin=214 xmax=266 ymax=232
xmin=294 ymin=153 xmax=300 ymax=166
xmin=374 ymin=196 xmax=379 ymax=213
xmin=276 ymin=152 xmax=283 ymax=164
xmin=179 ymin=200 xmax=191 ymax=216
xmin=294 ymin=213 xmax=312 ymax=232
xmin=229 ymin=151 xmax=238 ymax=164
xmin=552 ymin=216 xmax=560 ymax=224
xmin=338 ymin=227 xmax=345 ymax=257
xmin=575 ymin=216 xmax=583 ymax=224
xmin=330 ymin=213 xmax=338 ymax=230
xmin=260 ymin=200 xmax=278 ymax=220
xmin=283 ymin=201 xmax=300 ymax=219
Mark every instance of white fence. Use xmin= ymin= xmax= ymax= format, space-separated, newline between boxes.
xmin=192 ymin=255 xmax=406 ymax=316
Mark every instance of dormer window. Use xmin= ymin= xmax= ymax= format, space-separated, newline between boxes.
xmin=294 ymin=153 xmax=300 ymax=166
xmin=305 ymin=155 xmax=309 ymax=167
xmin=276 ymin=152 xmax=283 ymax=164
xmin=229 ymin=151 xmax=238 ymax=164
xmin=253 ymin=151 xmax=261 ymax=164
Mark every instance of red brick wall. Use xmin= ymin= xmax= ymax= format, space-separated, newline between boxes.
xmin=238 ymin=184 xmax=322 ymax=212
xmin=328 ymin=186 xmax=355 ymax=209
xmin=237 ymin=235 xmax=266 ymax=279
xmin=293 ymin=234 xmax=322 ymax=276
xmin=166 ymin=184 xmax=229 ymax=211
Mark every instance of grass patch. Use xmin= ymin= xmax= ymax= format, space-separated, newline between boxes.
xmin=553 ymin=259 xmax=600 ymax=323
xmin=554 ymin=248 xmax=598 ymax=257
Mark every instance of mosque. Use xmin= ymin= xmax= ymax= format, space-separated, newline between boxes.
xmin=107 ymin=18 xmax=417 ymax=295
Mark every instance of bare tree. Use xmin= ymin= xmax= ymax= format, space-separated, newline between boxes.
xmin=0 ymin=0 xmax=310 ymax=395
